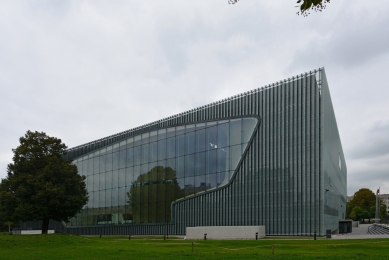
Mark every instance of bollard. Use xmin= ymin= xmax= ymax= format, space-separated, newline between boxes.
xmin=326 ymin=229 xmax=332 ymax=239
xmin=204 ymin=233 xmax=207 ymax=240
xmin=100 ymin=234 xmax=102 ymax=238
xmin=255 ymin=232 xmax=258 ymax=240
xmin=128 ymin=235 xmax=131 ymax=240
xmin=272 ymin=244 xmax=274 ymax=255
xmin=192 ymin=241 xmax=194 ymax=253
xmin=314 ymin=231 xmax=316 ymax=240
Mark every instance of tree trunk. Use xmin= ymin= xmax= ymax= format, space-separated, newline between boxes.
xmin=42 ymin=218 xmax=50 ymax=234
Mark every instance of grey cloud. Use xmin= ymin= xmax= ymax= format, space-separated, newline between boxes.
xmin=1 ymin=1 xmax=389 ymax=197
xmin=348 ymin=121 xmax=389 ymax=159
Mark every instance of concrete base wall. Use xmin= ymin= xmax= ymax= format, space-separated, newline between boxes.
xmin=352 ymin=221 xmax=359 ymax=227
xmin=20 ymin=230 xmax=55 ymax=235
xmin=186 ymin=226 xmax=265 ymax=240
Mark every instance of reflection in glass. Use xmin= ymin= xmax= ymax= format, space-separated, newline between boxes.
xmin=70 ymin=117 xmax=257 ymax=226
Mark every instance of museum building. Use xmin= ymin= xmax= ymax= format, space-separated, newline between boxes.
xmin=60 ymin=68 xmax=346 ymax=236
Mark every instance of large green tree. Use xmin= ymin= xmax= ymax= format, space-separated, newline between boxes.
xmin=347 ymin=188 xmax=376 ymax=222
xmin=228 ymin=0 xmax=331 ymax=16
xmin=0 ymin=131 xmax=88 ymax=234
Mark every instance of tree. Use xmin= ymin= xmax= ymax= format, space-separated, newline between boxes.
xmin=227 ymin=0 xmax=331 ymax=17
xmin=0 ymin=131 xmax=88 ymax=234
xmin=127 ymin=166 xmax=185 ymax=223
xmin=347 ymin=188 xmax=376 ymax=222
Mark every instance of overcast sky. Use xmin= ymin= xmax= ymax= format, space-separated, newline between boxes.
xmin=1 ymin=1 xmax=388 ymax=196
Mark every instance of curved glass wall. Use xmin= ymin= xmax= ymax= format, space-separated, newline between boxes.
xmin=69 ymin=117 xmax=257 ymax=226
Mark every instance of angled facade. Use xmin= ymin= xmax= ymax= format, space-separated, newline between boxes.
xmin=62 ymin=68 xmax=346 ymax=236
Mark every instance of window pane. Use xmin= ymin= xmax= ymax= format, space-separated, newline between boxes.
xmin=113 ymin=143 xmax=119 ymax=152
xmin=112 ymin=151 xmax=119 ymax=170
xmin=218 ymin=171 xmax=229 ymax=187
xmin=196 ymin=129 xmax=206 ymax=152
xmin=176 ymin=126 xmax=185 ymax=136
xmin=93 ymin=174 xmax=99 ymax=191
xmin=126 ymin=148 xmax=134 ymax=167
xmin=185 ymin=154 xmax=195 ymax=177
xmin=127 ymin=137 xmax=134 ymax=149
xmin=167 ymin=137 xmax=175 ymax=158
xmin=207 ymin=173 xmax=217 ymax=189
xmin=134 ymin=165 xmax=141 ymax=182
xmin=119 ymin=168 xmax=125 ymax=186
xmin=195 ymin=175 xmax=206 ymax=193
xmin=134 ymin=135 xmax=141 ymax=147
xmin=126 ymin=167 xmax=134 ymax=186
xmin=185 ymin=176 xmax=195 ymax=196
xmin=81 ymin=159 xmax=87 ymax=176
xmin=176 ymin=156 xmax=185 ymax=179
xmin=120 ymin=140 xmax=127 ymax=151
xmin=167 ymin=127 xmax=175 ymax=138
xmin=195 ymin=152 xmax=206 ymax=176
xmin=99 ymin=173 xmax=105 ymax=190
xmin=112 ymin=170 xmax=119 ymax=188
xmin=94 ymin=156 xmax=100 ymax=174
xmin=158 ymin=139 xmax=166 ymax=161
xmin=176 ymin=135 xmax=185 ymax=157
xmin=243 ymin=118 xmax=257 ymax=143
xmin=120 ymin=149 xmax=126 ymax=169
xmin=100 ymin=154 xmax=106 ymax=173
xmin=186 ymin=131 xmax=195 ymax=154
xmin=142 ymin=143 xmax=149 ymax=164
xmin=167 ymin=157 xmax=175 ymax=169
xmin=196 ymin=122 xmax=206 ymax=130
xmin=206 ymin=149 xmax=217 ymax=174
xmin=230 ymin=144 xmax=242 ymax=171
xmin=106 ymin=153 xmax=113 ymax=171
xmin=158 ymin=129 xmax=166 ymax=140
xmin=177 ymin=178 xmax=185 ymax=195
xmin=206 ymin=125 xmax=218 ymax=150
xmin=150 ymin=131 xmax=158 ymax=142
xmin=142 ymin=133 xmax=150 ymax=144
xmin=186 ymin=124 xmax=195 ymax=133
xmin=217 ymin=148 xmax=228 ymax=173
xmin=230 ymin=119 xmax=242 ymax=146
xmin=218 ymin=122 xmax=229 ymax=148
xmin=87 ymin=175 xmax=93 ymax=191
xmin=87 ymin=157 xmax=93 ymax=175
xmin=106 ymin=171 xmax=112 ymax=189
xmin=150 ymin=142 xmax=158 ymax=162
xmin=134 ymin=146 xmax=141 ymax=165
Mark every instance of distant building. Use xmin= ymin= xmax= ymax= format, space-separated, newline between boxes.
xmin=378 ymin=194 xmax=389 ymax=215
xmin=59 ymin=68 xmax=346 ymax=236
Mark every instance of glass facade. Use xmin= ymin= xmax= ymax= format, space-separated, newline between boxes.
xmin=59 ymin=68 xmax=346 ymax=236
xmin=69 ymin=118 xmax=257 ymax=226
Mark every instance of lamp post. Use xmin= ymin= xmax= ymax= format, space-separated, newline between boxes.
xmin=165 ymin=212 xmax=169 ymax=239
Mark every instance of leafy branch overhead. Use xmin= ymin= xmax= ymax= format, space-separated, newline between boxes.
xmin=227 ymin=0 xmax=331 ymax=17
xmin=296 ymin=0 xmax=330 ymax=16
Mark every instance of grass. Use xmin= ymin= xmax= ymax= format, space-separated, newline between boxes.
xmin=1 ymin=232 xmax=389 ymax=259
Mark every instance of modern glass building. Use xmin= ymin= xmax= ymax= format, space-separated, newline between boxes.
xmin=62 ymin=67 xmax=346 ymax=236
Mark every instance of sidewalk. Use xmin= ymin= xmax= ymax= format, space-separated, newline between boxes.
xmin=332 ymin=224 xmax=389 ymax=239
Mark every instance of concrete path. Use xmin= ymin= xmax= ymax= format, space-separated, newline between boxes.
xmin=331 ymin=224 xmax=389 ymax=240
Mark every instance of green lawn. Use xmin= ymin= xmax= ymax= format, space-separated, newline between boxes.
xmin=1 ymin=233 xmax=389 ymax=259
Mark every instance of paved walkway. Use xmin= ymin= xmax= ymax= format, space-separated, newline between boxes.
xmin=331 ymin=224 xmax=389 ymax=240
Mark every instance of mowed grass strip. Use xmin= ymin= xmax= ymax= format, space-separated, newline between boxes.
xmin=1 ymin=233 xmax=389 ymax=259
